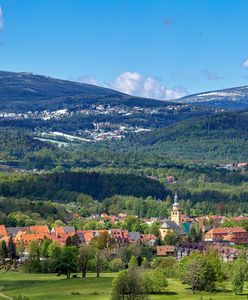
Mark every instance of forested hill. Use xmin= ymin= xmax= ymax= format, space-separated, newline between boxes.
xmin=0 ymin=171 xmax=167 ymax=201
xmin=124 ymin=111 xmax=248 ymax=161
xmin=0 ymin=71 xmax=173 ymax=111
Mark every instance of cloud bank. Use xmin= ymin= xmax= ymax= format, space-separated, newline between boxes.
xmin=77 ymin=71 xmax=186 ymax=101
xmin=107 ymin=72 xmax=186 ymax=100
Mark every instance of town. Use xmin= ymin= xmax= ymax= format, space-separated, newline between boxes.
xmin=0 ymin=103 xmax=196 ymax=143
xmin=0 ymin=193 xmax=246 ymax=265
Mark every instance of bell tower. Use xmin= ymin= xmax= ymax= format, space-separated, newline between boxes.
xmin=171 ymin=192 xmax=181 ymax=226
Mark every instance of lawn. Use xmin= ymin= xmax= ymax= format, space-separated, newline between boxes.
xmin=0 ymin=272 xmax=247 ymax=300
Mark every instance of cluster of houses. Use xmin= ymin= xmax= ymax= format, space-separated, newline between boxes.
xmin=0 ymin=193 xmax=247 ymax=262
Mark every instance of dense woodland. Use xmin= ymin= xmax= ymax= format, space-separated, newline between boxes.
xmin=0 ymin=75 xmax=247 ymax=219
xmin=0 ymin=124 xmax=248 ymax=217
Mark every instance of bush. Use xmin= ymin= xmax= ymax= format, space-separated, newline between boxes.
xmin=20 ymin=259 xmax=42 ymax=273
xmin=145 ymin=269 xmax=168 ymax=294
xmin=109 ymin=258 xmax=125 ymax=272
xmin=112 ymin=268 xmax=148 ymax=300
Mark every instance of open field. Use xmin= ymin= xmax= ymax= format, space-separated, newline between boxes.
xmin=0 ymin=272 xmax=247 ymax=300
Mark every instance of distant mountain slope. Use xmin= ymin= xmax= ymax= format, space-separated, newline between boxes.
xmin=0 ymin=71 xmax=173 ymax=111
xmin=125 ymin=111 xmax=248 ymax=161
xmin=177 ymin=86 xmax=248 ymax=110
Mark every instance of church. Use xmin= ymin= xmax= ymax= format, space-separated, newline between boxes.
xmin=159 ymin=192 xmax=186 ymax=240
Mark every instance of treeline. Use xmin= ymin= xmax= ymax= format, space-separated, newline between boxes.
xmin=0 ymin=171 xmax=167 ymax=201
xmin=122 ymin=111 xmax=248 ymax=161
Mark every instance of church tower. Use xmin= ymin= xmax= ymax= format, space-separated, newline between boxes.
xmin=171 ymin=192 xmax=181 ymax=226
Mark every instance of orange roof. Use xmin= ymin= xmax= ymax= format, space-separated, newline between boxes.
xmin=140 ymin=234 xmax=157 ymax=242
xmin=0 ymin=225 xmax=7 ymax=236
xmin=210 ymin=227 xmax=246 ymax=234
xmin=157 ymin=245 xmax=175 ymax=255
xmin=83 ymin=231 xmax=95 ymax=243
xmin=53 ymin=227 xmax=65 ymax=234
xmin=30 ymin=225 xmax=50 ymax=234
xmin=18 ymin=233 xmax=47 ymax=244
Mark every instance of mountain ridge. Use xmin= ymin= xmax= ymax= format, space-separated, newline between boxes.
xmin=177 ymin=85 xmax=248 ymax=109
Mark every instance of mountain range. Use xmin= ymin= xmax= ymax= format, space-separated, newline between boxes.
xmin=177 ymin=86 xmax=248 ymax=110
xmin=0 ymin=71 xmax=172 ymax=112
xmin=0 ymin=70 xmax=247 ymax=162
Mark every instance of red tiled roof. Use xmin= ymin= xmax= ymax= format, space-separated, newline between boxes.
xmin=29 ymin=225 xmax=50 ymax=234
xmin=210 ymin=227 xmax=246 ymax=234
xmin=156 ymin=245 xmax=175 ymax=255
xmin=0 ymin=225 xmax=7 ymax=236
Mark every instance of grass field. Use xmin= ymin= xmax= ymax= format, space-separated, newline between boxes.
xmin=0 ymin=272 xmax=247 ymax=300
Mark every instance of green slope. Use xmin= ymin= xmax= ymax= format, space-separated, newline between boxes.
xmin=125 ymin=111 xmax=248 ymax=161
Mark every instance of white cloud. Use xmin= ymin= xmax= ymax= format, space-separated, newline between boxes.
xmin=243 ymin=59 xmax=248 ymax=69
xmin=106 ymin=71 xmax=186 ymax=100
xmin=77 ymin=71 xmax=187 ymax=100
xmin=0 ymin=6 xmax=3 ymax=31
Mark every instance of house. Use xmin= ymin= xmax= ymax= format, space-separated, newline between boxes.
xmin=29 ymin=225 xmax=50 ymax=234
xmin=51 ymin=226 xmax=75 ymax=236
xmin=213 ymin=245 xmax=242 ymax=262
xmin=110 ymin=229 xmax=129 ymax=246
xmin=0 ymin=225 xmax=7 ymax=237
xmin=160 ymin=220 xmax=186 ymax=240
xmin=156 ymin=245 xmax=175 ymax=256
xmin=7 ymin=227 xmax=27 ymax=237
xmin=237 ymin=162 xmax=248 ymax=169
xmin=166 ymin=176 xmax=176 ymax=183
xmin=128 ymin=232 xmax=141 ymax=243
xmin=140 ymin=234 xmax=157 ymax=247
xmin=204 ymin=227 xmax=248 ymax=244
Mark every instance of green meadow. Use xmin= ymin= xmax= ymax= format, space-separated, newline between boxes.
xmin=0 ymin=272 xmax=247 ymax=300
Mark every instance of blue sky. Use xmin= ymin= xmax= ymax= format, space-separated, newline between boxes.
xmin=0 ymin=0 xmax=248 ymax=99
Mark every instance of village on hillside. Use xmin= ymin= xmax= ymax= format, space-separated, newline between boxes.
xmin=0 ymin=192 xmax=247 ymax=266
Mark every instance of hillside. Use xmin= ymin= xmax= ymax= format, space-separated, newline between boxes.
xmin=124 ymin=111 xmax=248 ymax=161
xmin=0 ymin=71 xmax=211 ymax=142
xmin=177 ymin=86 xmax=248 ymax=110
xmin=0 ymin=71 xmax=172 ymax=111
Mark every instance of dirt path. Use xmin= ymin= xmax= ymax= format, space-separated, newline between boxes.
xmin=0 ymin=286 xmax=13 ymax=300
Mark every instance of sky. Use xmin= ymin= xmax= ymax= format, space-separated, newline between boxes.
xmin=0 ymin=0 xmax=248 ymax=100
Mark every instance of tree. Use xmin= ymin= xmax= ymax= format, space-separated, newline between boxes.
xmin=145 ymin=269 xmax=168 ymax=294
xmin=78 ymin=244 xmax=94 ymax=278
xmin=90 ymin=232 xmax=115 ymax=250
xmin=232 ymin=259 xmax=247 ymax=295
xmin=41 ymin=238 xmax=51 ymax=258
xmin=94 ymin=249 xmax=105 ymax=278
xmin=109 ymin=258 xmax=125 ymax=272
xmin=179 ymin=253 xmax=215 ymax=293
xmin=8 ymin=236 xmax=17 ymax=260
xmin=117 ymin=247 xmax=131 ymax=269
xmin=28 ymin=240 xmax=41 ymax=260
xmin=163 ymin=232 xmax=179 ymax=246
xmin=112 ymin=268 xmax=148 ymax=300
xmin=55 ymin=246 xmax=78 ymax=279
xmin=76 ymin=193 xmax=93 ymax=207
xmin=17 ymin=240 xmax=25 ymax=258
xmin=189 ymin=226 xmax=197 ymax=242
xmin=129 ymin=255 xmax=137 ymax=267
xmin=72 ymin=234 xmax=82 ymax=247
xmin=47 ymin=241 xmax=61 ymax=260
xmin=0 ymin=240 xmax=8 ymax=262
xmin=149 ymin=222 xmax=160 ymax=236
xmin=204 ymin=249 xmax=224 ymax=284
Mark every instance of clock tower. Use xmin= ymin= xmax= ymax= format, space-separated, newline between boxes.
xmin=171 ymin=192 xmax=181 ymax=226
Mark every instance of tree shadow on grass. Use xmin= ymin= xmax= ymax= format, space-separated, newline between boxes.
xmin=151 ymin=291 xmax=177 ymax=295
